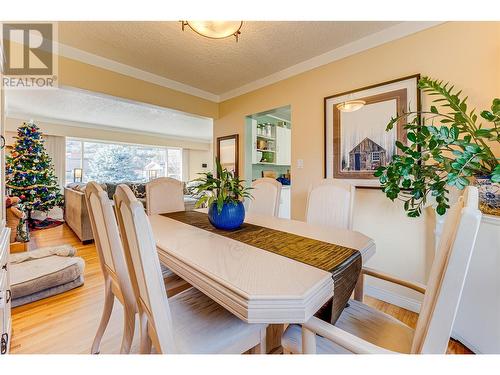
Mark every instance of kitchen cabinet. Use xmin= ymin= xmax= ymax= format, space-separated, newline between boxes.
xmin=251 ymin=121 xmax=290 ymax=166
xmin=275 ymin=126 xmax=291 ymax=166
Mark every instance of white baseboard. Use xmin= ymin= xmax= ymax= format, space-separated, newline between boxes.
xmin=365 ymin=285 xmax=422 ymax=313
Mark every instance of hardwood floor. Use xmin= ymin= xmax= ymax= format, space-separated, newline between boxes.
xmin=10 ymin=224 xmax=472 ymax=354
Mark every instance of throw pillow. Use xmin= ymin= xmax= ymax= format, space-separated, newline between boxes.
xmin=128 ymin=183 xmax=146 ymax=199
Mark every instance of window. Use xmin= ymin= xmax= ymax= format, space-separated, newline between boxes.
xmin=65 ymin=140 xmax=82 ymax=184
xmin=167 ymin=148 xmax=182 ymax=180
xmin=371 ymin=152 xmax=380 ymax=162
xmin=65 ymin=139 xmax=183 ymax=185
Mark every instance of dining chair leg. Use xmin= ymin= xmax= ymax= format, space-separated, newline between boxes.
xmin=250 ymin=327 xmax=267 ymax=354
xmin=259 ymin=327 xmax=267 ymax=354
xmin=120 ymin=303 xmax=136 ymax=354
xmin=353 ymin=272 xmax=364 ymax=302
xmin=302 ymin=326 xmax=317 ymax=354
xmin=265 ymin=324 xmax=284 ymax=353
xmin=91 ymin=277 xmax=114 ymax=354
xmin=139 ymin=313 xmax=152 ymax=354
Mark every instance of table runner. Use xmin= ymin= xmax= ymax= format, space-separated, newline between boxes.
xmin=161 ymin=211 xmax=362 ymax=324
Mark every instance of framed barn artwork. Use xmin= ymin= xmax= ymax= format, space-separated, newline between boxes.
xmin=324 ymin=74 xmax=420 ymax=186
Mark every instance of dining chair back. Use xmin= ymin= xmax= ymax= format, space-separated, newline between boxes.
xmin=247 ymin=178 xmax=282 ymax=217
xmin=286 ymin=186 xmax=482 ymax=355
xmin=306 ymin=179 xmax=355 ymax=230
xmin=84 ymin=181 xmax=136 ymax=354
xmin=411 ymin=186 xmax=482 ymax=353
xmin=146 ymin=177 xmax=185 ymax=216
xmin=114 ymin=184 xmax=177 ymax=354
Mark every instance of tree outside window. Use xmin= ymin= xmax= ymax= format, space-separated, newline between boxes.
xmin=86 ymin=144 xmax=140 ymax=183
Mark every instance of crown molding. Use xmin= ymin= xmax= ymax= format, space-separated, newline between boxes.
xmin=218 ymin=21 xmax=444 ymax=101
xmin=57 ymin=42 xmax=221 ymax=103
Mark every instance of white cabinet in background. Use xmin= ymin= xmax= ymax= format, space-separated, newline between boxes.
xmin=0 ymin=73 xmax=11 ymax=355
xmin=0 ymin=228 xmax=10 ymax=355
xmin=275 ymin=126 xmax=291 ymax=166
xmin=251 ymin=119 xmax=258 ymax=164
xmin=278 ymin=186 xmax=291 ymax=219
xmin=452 ymin=214 xmax=500 ymax=353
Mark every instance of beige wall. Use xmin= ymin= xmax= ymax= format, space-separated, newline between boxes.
xmin=188 ymin=148 xmax=214 ymax=181
xmin=214 ymin=22 xmax=500 ymax=308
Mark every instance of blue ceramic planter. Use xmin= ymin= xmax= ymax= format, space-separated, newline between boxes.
xmin=208 ymin=201 xmax=245 ymax=230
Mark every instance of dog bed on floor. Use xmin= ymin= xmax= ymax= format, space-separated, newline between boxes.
xmin=10 ymin=245 xmax=85 ymax=307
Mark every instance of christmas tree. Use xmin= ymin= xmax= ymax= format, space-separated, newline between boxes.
xmin=6 ymin=121 xmax=63 ymax=217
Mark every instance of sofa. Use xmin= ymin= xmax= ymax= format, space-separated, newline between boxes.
xmin=64 ymin=182 xmax=198 ymax=243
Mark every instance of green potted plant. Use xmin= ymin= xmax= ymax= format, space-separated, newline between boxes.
xmin=375 ymin=77 xmax=499 ymax=217
xmin=190 ymin=158 xmax=253 ymax=230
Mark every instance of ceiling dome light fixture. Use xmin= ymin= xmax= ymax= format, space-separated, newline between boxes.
xmin=181 ymin=21 xmax=243 ymax=42
xmin=336 ymin=100 xmax=366 ymax=113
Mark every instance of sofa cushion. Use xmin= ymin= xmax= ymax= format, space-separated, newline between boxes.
xmin=66 ymin=182 xmax=87 ymax=192
xmin=66 ymin=182 xmax=106 ymax=193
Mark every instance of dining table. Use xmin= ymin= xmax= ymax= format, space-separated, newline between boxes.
xmin=149 ymin=209 xmax=375 ymax=352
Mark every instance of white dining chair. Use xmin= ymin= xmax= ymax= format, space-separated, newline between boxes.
xmin=305 ymin=179 xmax=356 ymax=230
xmin=146 ymin=177 xmax=185 ymax=216
xmin=84 ymin=181 xmax=137 ymax=354
xmin=247 ymin=178 xmax=282 ymax=217
xmin=113 ymin=184 xmax=268 ymax=354
xmin=282 ymin=186 xmax=482 ymax=354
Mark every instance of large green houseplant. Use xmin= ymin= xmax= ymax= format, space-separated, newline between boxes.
xmin=190 ymin=158 xmax=252 ymax=230
xmin=375 ymin=77 xmax=500 ymax=217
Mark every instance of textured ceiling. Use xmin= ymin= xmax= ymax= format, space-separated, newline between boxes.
xmin=58 ymin=21 xmax=401 ymax=95
xmin=6 ymin=88 xmax=213 ymax=141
